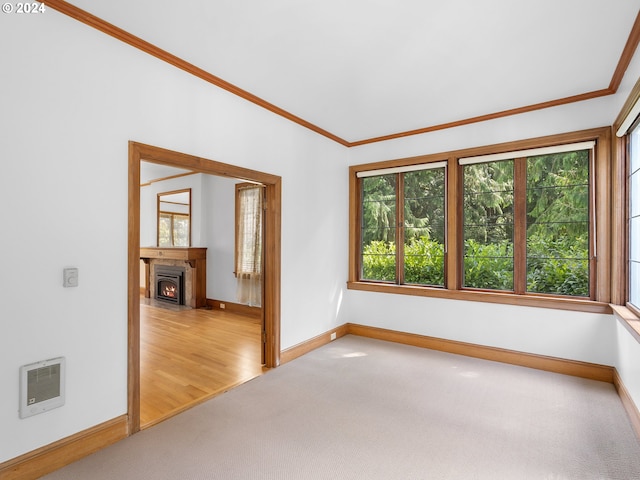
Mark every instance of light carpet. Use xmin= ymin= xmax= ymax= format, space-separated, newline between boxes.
xmin=42 ymin=335 xmax=640 ymax=479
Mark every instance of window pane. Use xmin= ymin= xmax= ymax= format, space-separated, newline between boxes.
xmin=362 ymin=175 xmax=396 ymax=282
xmin=463 ymin=243 xmax=514 ymax=290
xmin=631 ymin=168 xmax=640 ymax=218
xmin=404 ymin=169 xmax=445 ymax=286
xmin=631 ymin=124 xmax=640 ymax=175
xmin=630 ymin=213 xmax=640 ymax=307
xmin=463 ymin=161 xmax=514 ymax=290
xmin=237 ymin=186 xmax=263 ymax=275
xmin=527 ymin=258 xmax=589 ymax=296
xmin=632 ymin=210 xmax=640 ymax=262
xmin=631 ymin=260 xmax=640 ymax=308
xmin=158 ymin=213 xmax=172 ymax=247
xmin=526 ymin=151 xmax=590 ymax=297
xmin=630 ymin=125 xmax=640 ymax=309
xmin=172 ymin=215 xmax=190 ymax=247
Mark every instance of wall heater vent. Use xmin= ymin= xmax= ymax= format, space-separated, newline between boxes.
xmin=19 ymin=357 xmax=66 ymax=419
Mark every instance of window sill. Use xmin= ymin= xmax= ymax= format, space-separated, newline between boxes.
xmin=610 ymin=304 xmax=640 ymax=343
xmin=347 ymin=281 xmax=612 ymax=314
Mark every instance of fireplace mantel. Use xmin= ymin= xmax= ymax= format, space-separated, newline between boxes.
xmin=140 ymin=247 xmax=207 ymax=308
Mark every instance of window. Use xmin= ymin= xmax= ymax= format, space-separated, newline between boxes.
xmin=349 ymin=128 xmax=611 ymax=312
xmin=462 ymin=159 xmax=514 ymax=291
xmin=157 ymin=189 xmax=191 ymax=247
xmin=235 ymin=183 xmax=264 ymax=306
xmin=461 ymin=148 xmax=591 ymax=296
xmin=360 ymin=163 xmax=446 ymax=287
xmin=629 ymin=122 xmax=640 ymax=311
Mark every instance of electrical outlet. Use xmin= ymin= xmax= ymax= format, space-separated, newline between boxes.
xmin=330 ymin=332 xmax=337 ymax=341
xmin=220 ymin=303 xmax=225 ymax=309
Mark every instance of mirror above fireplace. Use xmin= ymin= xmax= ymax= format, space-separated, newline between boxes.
xmin=157 ymin=189 xmax=191 ymax=247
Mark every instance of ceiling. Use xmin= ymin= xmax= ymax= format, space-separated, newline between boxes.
xmin=64 ymin=0 xmax=640 ymax=145
xmin=140 ymin=162 xmax=194 ymax=186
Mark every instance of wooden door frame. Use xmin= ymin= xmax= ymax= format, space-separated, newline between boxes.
xmin=128 ymin=141 xmax=281 ymax=434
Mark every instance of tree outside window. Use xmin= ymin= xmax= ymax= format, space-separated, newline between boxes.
xmin=356 ymin=140 xmax=595 ymax=300
xmin=462 ymin=150 xmax=590 ymax=297
xmin=361 ymin=165 xmax=446 ymax=287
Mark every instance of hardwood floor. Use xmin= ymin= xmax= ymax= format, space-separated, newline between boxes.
xmin=140 ymin=300 xmax=264 ymax=428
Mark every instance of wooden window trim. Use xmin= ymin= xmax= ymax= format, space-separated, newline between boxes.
xmin=611 ymin=304 xmax=640 ymax=343
xmin=513 ymin=157 xmax=527 ymax=294
xmin=396 ymin=173 xmax=405 ymax=285
xmin=235 ymin=182 xmax=265 ymax=278
xmin=359 ymin=166 xmax=446 ymax=287
xmin=157 ymin=188 xmax=191 ymax=247
xmin=612 ymin=78 xmax=640 ymax=340
xmin=348 ymin=127 xmax=612 ymax=314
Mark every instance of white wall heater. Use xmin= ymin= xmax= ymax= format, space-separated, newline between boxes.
xmin=19 ymin=357 xmax=66 ymax=419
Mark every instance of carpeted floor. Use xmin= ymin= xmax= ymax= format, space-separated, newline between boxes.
xmin=42 ymin=335 xmax=640 ymax=479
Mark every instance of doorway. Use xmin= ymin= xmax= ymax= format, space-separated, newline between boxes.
xmin=128 ymin=141 xmax=281 ymax=434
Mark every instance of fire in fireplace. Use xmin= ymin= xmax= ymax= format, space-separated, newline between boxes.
xmin=155 ymin=265 xmax=185 ymax=305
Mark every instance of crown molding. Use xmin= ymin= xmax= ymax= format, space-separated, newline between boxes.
xmin=44 ymin=0 xmax=350 ymax=146
xmin=45 ymin=1 xmax=640 ymax=148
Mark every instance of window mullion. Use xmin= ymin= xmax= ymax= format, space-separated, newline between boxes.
xmin=514 ymin=157 xmax=527 ymax=294
xmin=170 ymin=215 xmax=176 ymax=247
xmin=589 ymin=149 xmax=597 ymax=301
xmin=396 ymin=173 xmax=405 ymax=285
xmin=447 ymin=158 xmax=459 ymax=289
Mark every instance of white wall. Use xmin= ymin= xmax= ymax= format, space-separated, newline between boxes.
xmin=0 ymin=12 xmax=348 ymax=462
xmin=345 ymin=290 xmax=615 ymax=364
xmin=614 ymin=319 xmax=640 ymax=414
xmin=203 ymin=174 xmax=239 ymax=303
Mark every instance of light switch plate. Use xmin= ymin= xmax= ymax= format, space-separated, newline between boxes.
xmin=63 ymin=268 xmax=78 ymax=287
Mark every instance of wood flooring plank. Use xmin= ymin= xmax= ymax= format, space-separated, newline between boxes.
xmin=140 ymin=302 xmax=264 ymax=427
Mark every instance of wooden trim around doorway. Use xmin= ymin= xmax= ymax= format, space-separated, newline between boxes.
xmin=128 ymin=141 xmax=281 ymax=435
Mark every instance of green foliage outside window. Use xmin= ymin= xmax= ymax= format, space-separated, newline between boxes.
xmin=526 ymin=235 xmax=589 ymax=296
xmin=361 ymin=168 xmax=446 ymax=286
xmin=525 ymin=151 xmax=589 ymax=296
xmin=463 ymin=239 xmax=513 ymax=290
xmin=463 ymin=161 xmax=514 ymax=290
xmin=360 ymin=148 xmax=591 ymax=298
xmin=361 ymin=240 xmax=396 ymax=282
xmin=362 ymin=235 xmax=588 ymax=296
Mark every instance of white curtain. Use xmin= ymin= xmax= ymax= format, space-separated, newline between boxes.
xmin=236 ymin=185 xmax=263 ymax=307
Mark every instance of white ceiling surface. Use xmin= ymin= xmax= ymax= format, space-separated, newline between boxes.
xmin=140 ymin=162 xmax=193 ymax=185
xmin=70 ymin=0 xmax=640 ymax=142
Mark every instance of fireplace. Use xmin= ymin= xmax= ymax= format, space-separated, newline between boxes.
xmin=155 ymin=265 xmax=185 ymax=305
xmin=141 ymin=247 xmax=207 ymax=308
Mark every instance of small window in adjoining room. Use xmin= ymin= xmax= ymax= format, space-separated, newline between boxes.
xmin=628 ymin=121 xmax=640 ymax=311
xmin=235 ymin=183 xmax=264 ymax=307
xmin=359 ymin=162 xmax=447 ymax=287
xmin=157 ymin=189 xmax=191 ymax=247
